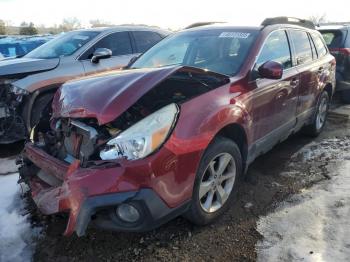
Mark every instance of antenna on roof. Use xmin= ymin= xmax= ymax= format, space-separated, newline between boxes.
xmin=261 ymin=17 xmax=315 ymax=29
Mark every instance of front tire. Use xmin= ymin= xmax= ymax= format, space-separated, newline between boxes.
xmin=184 ymin=137 xmax=242 ymax=225
xmin=303 ymin=91 xmax=330 ymax=137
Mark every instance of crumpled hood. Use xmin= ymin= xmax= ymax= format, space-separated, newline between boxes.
xmin=52 ymin=66 xmax=190 ymax=125
xmin=0 ymin=57 xmax=59 ymax=77
xmin=53 ymin=65 xmax=230 ymax=125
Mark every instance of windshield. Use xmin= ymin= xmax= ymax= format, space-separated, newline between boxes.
xmin=132 ymin=29 xmax=258 ymax=76
xmin=25 ymin=31 xmax=99 ymax=59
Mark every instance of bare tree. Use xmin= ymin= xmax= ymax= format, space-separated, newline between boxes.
xmin=309 ymin=14 xmax=328 ymax=25
xmin=59 ymin=17 xmax=82 ymax=32
xmin=0 ymin=20 xmax=6 ymax=35
xmin=4 ymin=20 xmax=12 ymax=27
xmin=19 ymin=22 xmax=38 ymax=35
xmin=89 ymin=19 xmax=112 ymax=28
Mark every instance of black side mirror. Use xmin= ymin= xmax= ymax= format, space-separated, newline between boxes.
xmin=258 ymin=61 xmax=283 ymax=80
xmin=91 ymin=48 xmax=112 ymax=63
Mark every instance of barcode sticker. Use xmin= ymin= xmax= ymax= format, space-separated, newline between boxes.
xmin=219 ymin=32 xmax=251 ymax=38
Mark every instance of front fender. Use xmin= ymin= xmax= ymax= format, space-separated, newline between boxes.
xmin=167 ymin=83 xmax=250 ymax=155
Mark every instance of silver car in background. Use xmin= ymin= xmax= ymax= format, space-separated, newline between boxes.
xmin=0 ymin=26 xmax=170 ymax=143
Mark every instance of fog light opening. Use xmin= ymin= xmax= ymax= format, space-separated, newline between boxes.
xmin=116 ymin=203 xmax=140 ymax=223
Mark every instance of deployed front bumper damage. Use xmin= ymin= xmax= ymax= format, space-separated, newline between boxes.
xmin=19 ymin=66 xmax=230 ymax=236
xmin=20 ymin=143 xmax=191 ymax=236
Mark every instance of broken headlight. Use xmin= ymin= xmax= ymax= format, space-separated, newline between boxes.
xmin=100 ymin=103 xmax=179 ymax=160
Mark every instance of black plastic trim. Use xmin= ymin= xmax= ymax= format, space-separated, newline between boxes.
xmin=75 ymin=188 xmax=191 ymax=236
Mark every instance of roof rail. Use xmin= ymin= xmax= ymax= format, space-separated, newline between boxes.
xmin=261 ymin=17 xmax=315 ymax=29
xmin=185 ymin=22 xmax=224 ymax=29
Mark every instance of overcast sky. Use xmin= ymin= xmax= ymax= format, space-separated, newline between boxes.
xmin=0 ymin=0 xmax=349 ymax=29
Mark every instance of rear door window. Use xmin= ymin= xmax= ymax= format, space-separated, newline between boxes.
xmin=312 ymin=33 xmax=328 ymax=57
xmin=256 ymin=30 xmax=292 ymax=70
xmin=289 ymin=30 xmax=313 ymax=65
xmin=132 ymin=31 xmax=162 ymax=53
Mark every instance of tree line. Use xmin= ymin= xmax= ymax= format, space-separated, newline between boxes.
xmin=1 ymin=15 xmax=330 ymax=36
xmin=0 ymin=17 xmax=112 ymax=35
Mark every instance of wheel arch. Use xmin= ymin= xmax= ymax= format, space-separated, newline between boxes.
xmin=214 ymin=123 xmax=248 ymax=171
xmin=24 ymin=84 xmax=61 ymax=131
xmin=324 ymin=83 xmax=333 ymax=98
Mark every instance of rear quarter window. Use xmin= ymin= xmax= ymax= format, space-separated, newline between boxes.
xmin=312 ymin=33 xmax=328 ymax=58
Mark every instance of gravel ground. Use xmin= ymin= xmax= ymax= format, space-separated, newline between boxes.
xmin=1 ymin=109 xmax=349 ymax=262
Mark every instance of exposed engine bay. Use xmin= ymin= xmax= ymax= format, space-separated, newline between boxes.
xmin=33 ymin=69 xmax=230 ymax=167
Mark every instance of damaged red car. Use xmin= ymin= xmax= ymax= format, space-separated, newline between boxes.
xmin=19 ymin=17 xmax=336 ymax=236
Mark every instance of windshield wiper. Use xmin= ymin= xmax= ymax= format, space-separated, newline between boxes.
xmin=187 ymin=72 xmax=209 ymax=87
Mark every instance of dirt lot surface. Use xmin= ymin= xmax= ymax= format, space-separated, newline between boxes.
xmin=1 ymin=102 xmax=349 ymax=262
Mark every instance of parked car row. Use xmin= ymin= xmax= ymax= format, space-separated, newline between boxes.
xmin=0 ymin=35 xmax=54 ymax=60
xmin=318 ymin=23 xmax=350 ymax=103
xmin=3 ymin=17 xmax=337 ymax=236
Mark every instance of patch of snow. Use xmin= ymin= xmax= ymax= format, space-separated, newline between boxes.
xmin=291 ymin=137 xmax=350 ymax=163
xmin=271 ymin=182 xmax=282 ymax=188
xmin=244 ymin=202 xmax=254 ymax=209
xmin=280 ymin=137 xmax=350 ymax=184
xmin=280 ymin=170 xmax=300 ymax=178
xmin=0 ymin=157 xmax=18 ymax=174
xmin=0 ymin=173 xmax=41 ymax=262
xmin=256 ymin=158 xmax=350 ymax=261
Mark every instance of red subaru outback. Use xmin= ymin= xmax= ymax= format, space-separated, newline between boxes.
xmin=20 ymin=17 xmax=335 ymax=236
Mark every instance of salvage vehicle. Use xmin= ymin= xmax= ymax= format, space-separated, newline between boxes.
xmin=318 ymin=23 xmax=350 ymax=103
xmin=0 ymin=27 xmax=169 ymax=143
xmin=19 ymin=17 xmax=335 ymax=236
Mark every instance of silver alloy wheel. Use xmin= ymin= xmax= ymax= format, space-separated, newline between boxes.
xmin=199 ymin=153 xmax=236 ymax=213
xmin=316 ymin=96 xmax=328 ymax=130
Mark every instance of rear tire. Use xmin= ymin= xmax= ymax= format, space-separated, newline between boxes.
xmin=303 ymin=91 xmax=329 ymax=137
xmin=184 ymin=137 xmax=242 ymax=225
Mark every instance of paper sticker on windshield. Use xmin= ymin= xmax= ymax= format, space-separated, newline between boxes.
xmin=219 ymin=32 xmax=250 ymax=39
